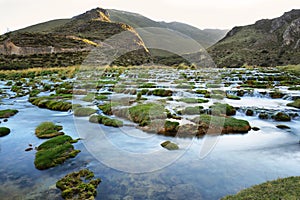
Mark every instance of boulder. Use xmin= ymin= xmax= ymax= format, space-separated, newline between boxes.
xmin=161 ymin=141 xmax=179 ymax=150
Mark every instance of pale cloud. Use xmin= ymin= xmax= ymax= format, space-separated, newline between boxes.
xmin=0 ymin=0 xmax=299 ymax=34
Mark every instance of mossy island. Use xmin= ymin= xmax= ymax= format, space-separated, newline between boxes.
xmin=29 ymin=97 xmax=72 ymax=111
xmin=0 ymin=109 xmax=18 ymax=118
xmin=35 ymin=122 xmax=64 ymax=139
xmin=34 ymin=135 xmax=80 ymax=170
xmin=74 ymin=107 xmax=97 ymax=117
xmin=89 ymin=115 xmax=123 ymax=127
xmin=0 ymin=127 xmax=11 ymax=137
xmin=56 ymin=169 xmax=101 ymax=200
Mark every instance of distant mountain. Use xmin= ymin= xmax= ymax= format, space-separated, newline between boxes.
xmin=108 ymin=9 xmax=228 ymax=48
xmin=209 ymin=9 xmax=300 ymax=67
xmin=0 ymin=8 xmax=151 ymax=69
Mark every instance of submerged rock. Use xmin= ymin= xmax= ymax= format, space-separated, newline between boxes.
xmin=246 ymin=109 xmax=254 ymax=116
xmin=287 ymin=99 xmax=300 ymax=109
xmin=273 ymin=112 xmax=291 ymax=122
xmin=161 ymin=141 xmax=179 ymax=150
xmin=258 ymin=112 xmax=269 ymax=120
xmin=252 ymin=127 xmax=260 ymax=131
xmin=276 ymin=124 xmax=291 ymax=129
xmin=25 ymin=147 xmax=33 ymax=152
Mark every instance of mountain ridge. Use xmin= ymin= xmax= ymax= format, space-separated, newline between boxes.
xmin=209 ymin=9 xmax=300 ymax=67
xmin=0 ymin=8 xmax=151 ymax=69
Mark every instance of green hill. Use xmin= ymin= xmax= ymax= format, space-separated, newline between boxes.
xmin=0 ymin=8 xmax=151 ymax=69
xmin=108 ymin=9 xmax=228 ymax=48
xmin=209 ymin=9 xmax=300 ymax=67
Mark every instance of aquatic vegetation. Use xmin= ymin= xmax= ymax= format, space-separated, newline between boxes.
xmin=175 ymin=84 xmax=194 ymax=89
xmin=0 ymin=109 xmax=18 ymax=118
xmin=195 ymin=89 xmax=210 ymax=95
xmin=161 ymin=141 xmax=179 ymax=150
xmin=178 ymin=98 xmax=209 ymax=104
xmin=29 ymin=89 xmax=41 ymax=97
xmin=181 ymin=106 xmax=204 ymax=115
xmin=209 ymin=103 xmax=236 ymax=116
xmin=98 ymin=102 xmax=120 ymax=115
xmin=287 ymin=99 xmax=300 ymax=109
xmin=164 ymin=120 xmax=179 ymax=134
xmin=192 ymin=115 xmax=251 ymax=134
xmin=151 ymin=89 xmax=173 ymax=97
xmin=35 ymin=122 xmax=64 ymax=138
xmin=206 ymin=83 xmax=222 ymax=88
xmin=34 ymin=135 xmax=80 ymax=170
xmin=138 ymin=82 xmax=156 ymax=88
xmin=73 ymin=107 xmax=97 ymax=117
xmin=128 ymin=103 xmax=166 ymax=126
xmin=82 ymin=93 xmax=95 ymax=102
xmin=205 ymin=93 xmax=224 ymax=100
xmin=226 ymin=94 xmax=241 ymax=100
xmin=222 ymin=176 xmax=300 ymax=200
xmin=37 ymin=135 xmax=78 ymax=151
xmin=29 ymin=97 xmax=72 ymax=111
xmin=56 ymin=169 xmax=101 ymax=200
xmin=89 ymin=115 xmax=123 ymax=127
xmin=0 ymin=127 xmax=10 ymax=137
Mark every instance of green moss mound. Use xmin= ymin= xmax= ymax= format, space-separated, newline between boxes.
xmin=37 ymin=135 xmax=77 ymax=151
xmin=161 ymin=141 xmax=179 ymax=150
xmin=287 ymin=99 xmax=300 ymax=109
xmin=164 ymin=120 xmax=179 ymax=133
xmin=0 ymin=109 xmax=18 ymax=118
xmin=192 ymin=115 xmax=251 ymax=134
xmin=181 ymin=106 xmax=204 ymax=115
xmin=34 ymin=135 xmax=80 ymax=170
xmin=98 ymin=102 xmax=120 ymax=115
xmin=0 ymin=127 xmax=11 ymax=137
xmin=128 ymin=103 xmax=166 ymax=126
xmin=210 ymin=103 xmax=236 ymax=116
xmin=35 ymin=122 xmax=64 ymax=139
xmin=56 ymin=169 xmax=101 ymax=200
xmin=178 ymin=98 xmax=209 ymax=104
xmin=29 ymin=97 xmax=72 ymax=111
xmin=273 ymin=112 xmax=291 ymax=122
xmin=73 ymin=107 xmax=97 ymax=117
xmin=151 ymin=89 xmax=173 ymax=97
xmin=226 ymin=94 xmax=241 ymax=100
xmin=89 ymin=115 xmax=123 ymax=127
xmin=222 ymin=176 xmax=300 ymax=200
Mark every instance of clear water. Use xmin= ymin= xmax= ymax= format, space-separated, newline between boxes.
xmin=1 ymin=93 xmax=300 ymax=200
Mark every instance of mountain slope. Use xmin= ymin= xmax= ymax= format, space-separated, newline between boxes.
xmin=108 ymin=9 xmax=228 ymax=48
xmin=0 ymin=8 xmax=150 ymax=69
xmin=209 ymin=9 xmax=300 ymax=67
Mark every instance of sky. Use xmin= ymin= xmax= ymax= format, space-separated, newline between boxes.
xmin=0 ymin=0 xmax=300 ymax=34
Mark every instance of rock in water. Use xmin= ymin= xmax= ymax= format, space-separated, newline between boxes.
xmin=161 ymin=141 xmax=179 ymax=150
